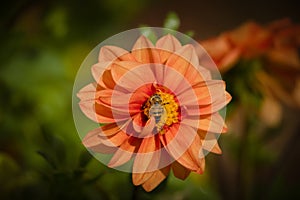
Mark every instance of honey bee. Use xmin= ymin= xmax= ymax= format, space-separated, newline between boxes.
xmin=148 ymin=94 xmax=168 ymax=131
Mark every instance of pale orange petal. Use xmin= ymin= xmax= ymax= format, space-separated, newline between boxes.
xmin=110 ymin=61 xmax=156 ymax=92
xmin=101 ymin=69 xmax=116 ymax=89
xmin=94 ymin=101 xmax=129 ymax=123
xmin=218 ymin=47 xmax=241 ymax=72
xmin=99 ymin=130 xmax=128 ymax=147
xmin=141 ymin=166 xmax=171 ymax=192
xmin=182 ymin=113 xmax=227 ymax=133
xmin=200 ymin=35 xmax=231 ymax=61
xmin=183 ymin=92 xmax=231 ymax=116
xmin=171 ymin=161 xmax=191 ymax=180
xmin=165 ymin=44 xmax=199 ymax=76
xmin=133 ymin=135 xmax=158 ymax=173
xmin=139 ymin=117 xmax=156 ymax=138
xmin=77 ymin=83 xmax=97 ymax=101
xmin=91 ymin=62 xmax=110 ymax=83
xmin=108 ymin=136 xmax=141 ymax=168
xmin=160 ymin=124 xmax=200 ymax=171
xmin=82 ymin=128 xmax=102 ymax=148
xmin=99 ymin=121 xmax=130 ymax=137
xmin=78 ymin=100 xmax=103 ymax=123
xmin=156 ymin=34 xmax=182 ymax=63
xmin=86 ymin=143 xmax=116 ymax=154
xmin=131 ymin=35 xmax=161 ymax=63
xmin=98 ymin=46 xmax=135 ymax=62
xmin=175 ymin=132 xmax=204 ymax=173
xmin=132 ymin=171 xmax=154 ymax=186
xmin=202 ymin=133 xmax=222 ymax=154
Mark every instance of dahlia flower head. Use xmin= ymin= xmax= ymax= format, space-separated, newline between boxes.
xmin=74 ymin=28 xmax=231 ymax=192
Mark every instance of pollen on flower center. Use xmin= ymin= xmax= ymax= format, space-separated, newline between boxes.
xmin=143 ymin=90 xmax=179 ymax=133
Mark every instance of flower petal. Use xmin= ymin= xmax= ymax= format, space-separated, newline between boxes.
xmin=99 ymin=121 xmax=130 ymax=137
xmin=94 ymin=101 xmax=129 ymax=123
xmin=99 ymin=130 xmax=128 ymax=147
xmin=91 ymin=62 xmax=110 ymax=83
xmin=77 ymin=83 xmax=97 ymax=101
xmin=87 ymin=143 xmax=116 ymax=154
xmin=131 ymin=35 xmax=161 ymax=63
xmin=100 ymin=69 xmax=116 ymax=89
xmin=171 ymin=161 xmax=191 ymax=180
xmin=160 ymin=124 xmax=199 ymax=170
xmin=133 ymin=134 xmax=160 ymax=173
xmin=175 ymin=132 xmax=204 ymax=173
xmin=82 ymin=128 xmax=102 ymax=148
xmin=132 ymin=135 xmax=161 ymax=184
xmin=132 ymin=171 xmax=154 ymax=186
xmin=98 ymin=46 xmax=135 ymax=62
xmin=108 ymin=136 xmax=141 ymax=168
xmin=141 ymin=166 xmax=171 ymax=192
xmin=139 ymin=117 xmax=156 ymax=138
xmin=111 ymin=62 xmax=156 ymax=92
xmin=202 ymin=132 xmax=222 ymax=154
xmin=156 ymin=34 xmax=182 ymax=63
xmin=182 ymin=113 xmax=227 ymax=133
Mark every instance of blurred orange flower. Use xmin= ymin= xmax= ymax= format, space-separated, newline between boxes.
xmin=77 ymin=34 xmax=231 ymax=191
xmin=201 ymin=18 xmax=300 ymax=112
xmin=200 ymin=21 xmax=272 ymax=72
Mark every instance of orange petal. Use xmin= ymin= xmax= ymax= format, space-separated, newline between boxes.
xmin=202 ymin=133 xmax=222 ymax=154
xmin=131 ymin=35 xmax=161 ymax=63
xmin=218 ymin=47 xmax=241 ymax=72
xmin=108 ymin=136 xmax=141 ymax=168
xmin=199 ymin=113 xmax=227 ymax=133
xmin=99 ymin=130 xmax=128 ymax=147
xmin=82 ymin=128 xmax=102 ymax=148
xmin=156 ymin=34 xmax=182 ymax=63
xmin=172 ymin=161 xmax=191 ymax=180
xmin=165 ymin=44 xmax=199 ymax=77
xmin=133 ymin=135 xmax=158 ymax=173
xmin=139 ymin=117 xmax=156 ymax=138
xmin=99 ymin=121 xmax=130 ymax=137
xmin=132 ymin=113 xmax=145 ymax=133
xmin=77 ymin=83 xmax=97 ymax=101
xmin=97 ymin=91 xmax=141 ymax=115
xmin=200 ymin=35 xmax=231 ymax=61
xmin=182 ymin=113 xmax=227 ymax=133
xmin=78 ymin=100 xmax=103 ymax=123
xmin=141 ymin=166 xmax=171 ymax=192
xmin=132 ymin=171 xmax=154 ymax=186
xmin=194 ymin=80 xmax=226 ymax=105
xmin=91 ymin=62 xmax=111 ymax=83
xmin=142 ymin=166 xmax=171 ymax=191
xmin=94 ymin=101 xmax=128 ymax=123
xmin=160 ymin=124 xmax=199 ymax=171
xmin=110 ymin=61 xmax=155 ymax=92
xmin=101 ymin=69 xmax=116 ymax=89
xmin=86 ymin=143 xmax=116 ymax=154
xmin=199 ymin=91 xmax=232 ymax=114
xmin=110 ymin=61 xmax=140 ymax=81
xmin=98 ymin=46 xmax=135 ymax=62
xmin=175 ymin=132 xmax=204 ymax=173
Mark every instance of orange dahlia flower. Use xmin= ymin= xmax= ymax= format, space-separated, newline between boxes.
xmin=77 ymin=34 xmax=231 ymax=191
xmin=200 ymin=21 xmax=272 ymax=72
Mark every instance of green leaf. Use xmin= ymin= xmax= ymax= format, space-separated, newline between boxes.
xmin=37 ymin=150 xmax=57 ymax=169
xmin=163 ymin=12 xmax=180 ymax=30
xmin=78 ymin=149 xmax=93 ymax=168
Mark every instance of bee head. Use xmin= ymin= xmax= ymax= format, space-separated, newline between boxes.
xmin=150 ymin=94 xmax=162 ymax=104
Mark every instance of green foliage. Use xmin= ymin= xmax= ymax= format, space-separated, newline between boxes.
xmin=163 ymin=12 xmax=180 ymax=31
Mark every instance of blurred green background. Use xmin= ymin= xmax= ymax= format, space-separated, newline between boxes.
xmin=0 ymin=0 xmax=299 ymax=199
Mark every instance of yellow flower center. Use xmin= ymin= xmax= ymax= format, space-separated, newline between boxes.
xmin=143 ymin=90 xmax=179 ymax=134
